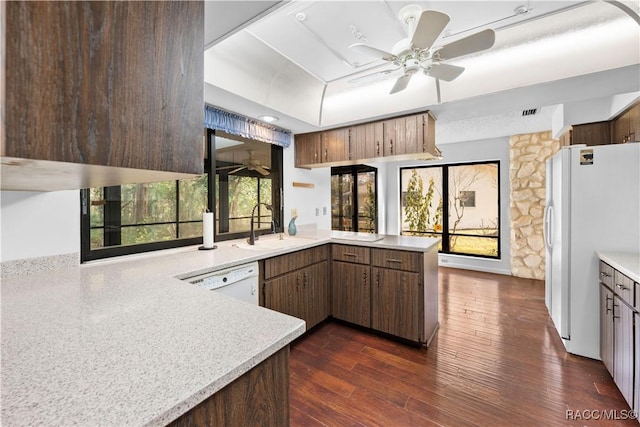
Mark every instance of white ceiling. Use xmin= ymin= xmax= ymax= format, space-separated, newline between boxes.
xmin=204 ymin=1 xmax=640 ymax=135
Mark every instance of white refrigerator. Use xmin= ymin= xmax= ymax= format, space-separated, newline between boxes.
xmin=544 ymin=143 xmax=640 ymax=359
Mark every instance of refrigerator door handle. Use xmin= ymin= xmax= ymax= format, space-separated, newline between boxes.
xmin=544 ymin=205 xmax=553 ymax=249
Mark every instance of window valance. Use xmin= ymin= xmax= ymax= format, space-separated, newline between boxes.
xmin=204 ymin=105 xmax=291 ymax=148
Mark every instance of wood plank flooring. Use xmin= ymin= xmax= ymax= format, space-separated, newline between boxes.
xmin=290 ymin=267 xmax=637 ymax=426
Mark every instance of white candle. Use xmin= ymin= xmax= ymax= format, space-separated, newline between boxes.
xmin=203 ymin=212 xmax=214 ymax=248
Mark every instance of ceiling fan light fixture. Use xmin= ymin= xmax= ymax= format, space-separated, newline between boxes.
xmin=258 ymin=115 xmax=279 ymax=123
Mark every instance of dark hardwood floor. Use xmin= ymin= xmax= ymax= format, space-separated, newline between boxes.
xmin=290 ymin=267 xmax=637 ymax=426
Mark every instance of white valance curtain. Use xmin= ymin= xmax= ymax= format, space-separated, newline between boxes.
xmin=204 ymin=105 xmax=291 ymax=148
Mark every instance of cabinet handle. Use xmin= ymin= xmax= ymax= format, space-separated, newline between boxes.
xmin=615 ymin=283 xmax=628 ymax=291
xmin=324 ymin=149 xmax=328 ymax=161
xmin=304 ymin=271 xmax=308 ymax=286
xmin=600 ymin=271 xmax=611 ymax=278
xmin=296 ymin=274 xmax=300 ymax=289
xmin=605 ymin=295 xmax=612 ymax=313
xmin=390 ymin=139 xmax=393 ymax=154
xmin=376 ymin=271 xmax=380 ymax=289
xmin=376 ymin=141 xmax=380 ymax=156
xmin=343 ymin=253 xmax=358 ymax=258
xmin=386 ymin=258 xmax=402 ymax=264
xmin=612 ymin=302 xmax=620 ymax=319
xmin=314 ymin=151 xmax=318 ymax=161
xmin=363 ymin=270 xmax=367 ymax=287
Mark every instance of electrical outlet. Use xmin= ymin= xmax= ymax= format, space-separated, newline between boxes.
xmin=315 ymin=208 xmax=320 ymax=216
xmin=323 ymin=206 xmax=327 ymax=215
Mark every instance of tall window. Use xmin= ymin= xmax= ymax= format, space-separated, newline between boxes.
xmin=81 ymin=130 xmax=282 ymax=262
xmin=400 ymin=161 xmax=500 ymax=258
xmin=331 ymin=165 xmax=377 ymax=233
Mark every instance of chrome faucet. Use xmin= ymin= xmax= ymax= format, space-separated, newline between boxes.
xmin=247 ymin=203 xmax=273 ymax=245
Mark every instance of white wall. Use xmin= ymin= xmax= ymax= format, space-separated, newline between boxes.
xmin=282 ymin=143 xmax=331 ymax=230
xmin=381 ymin=137 xmax=512 ymax=275
xmin=0 ymin=191 xmax=80 ymax=262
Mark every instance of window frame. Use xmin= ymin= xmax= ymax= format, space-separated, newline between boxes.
xmin=399 ymin=160 xmax=501 ymax=259
xmin=80 ymin=129 xmax=283 ymax=262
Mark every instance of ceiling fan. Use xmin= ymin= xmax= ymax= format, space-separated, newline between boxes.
xmin=216 ymin=149 xmax=271 ymax=176
xmin=349 ymin=4 xmax=496 ymax=94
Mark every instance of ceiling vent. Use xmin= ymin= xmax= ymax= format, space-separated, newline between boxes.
xmin=522 ymin=108 xmax=538 ymax=116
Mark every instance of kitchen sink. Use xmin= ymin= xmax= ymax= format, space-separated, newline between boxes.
xmin=233 ymin=235 xmax=317 ymax=251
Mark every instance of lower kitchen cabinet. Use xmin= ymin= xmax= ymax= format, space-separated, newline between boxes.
xmin=331 ymin=260 xmax=371 ymax=327
xmin=168 ymin=346 xmax=290 ymax=427
xmin=263 ymin=242 xmax=439 ymax=346
xmin=303 ymin=261 xmax=330 ymax=329
xmin=264 ymin=270 xmax=304 ymax=321
xmin=263 ymin=246 xmax=329 ymax=330
xmin=598 ymin=259 xmax=638 ymax=411
xmin=613 ymin=294 xmax=634 ymax=406
xmin=372 ymin=267 xmax=421 ymax=342
xmin=600 ymin=284 xmax=614 ymax=374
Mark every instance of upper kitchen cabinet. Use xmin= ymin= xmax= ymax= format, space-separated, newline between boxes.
xmin=294 ymin=132 xmax=323 ymax=166
xmin=612 ymin=103 xmax=640 ymax=144
xmin=294 ymin=111 xmax=438 ymax=168
xmin=384 ymin=112 xmax=436 ymax=157
xmin=322 ymin=128 xmax=349 ymax=163
xmin=350 ymin=122 xmax=382 ymax=160
xmin=569 ymin=121 xmax=612 ymax=146
xmin=1 ymin=1 xmax=204 ymax=191
xmin=295 ymin=128 xmax=349 ymax=167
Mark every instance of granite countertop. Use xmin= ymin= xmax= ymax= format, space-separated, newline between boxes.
xmin=596 ymin=251 xmax=640 ymax=283
xmin=1 ymin=231 xmax=439 ymax=426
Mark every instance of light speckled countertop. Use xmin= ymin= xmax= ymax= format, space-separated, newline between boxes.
xmin=1 ymin=231 xmax=439 ymax=426
xmin=596 ymin=251 xmax=640 ymax=282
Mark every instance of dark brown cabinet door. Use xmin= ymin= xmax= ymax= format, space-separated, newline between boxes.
xmin=264 ymin=271 xmax=304 ymax=323
xmin=323 ymin=128 xmax=349 ymax=163
xmin=4 ymin=1 xmax=204 ymax=176
xmin=295 ymin=132 xmax=323 ymax=167
xmin=613 ymin=295 xmax=633 ymax=406
xmin=571 ymin=121 xmax=611 ymax=146
xmin=303 ymin=261 xmax=329 ymax=329
xmin=600 ymin=284 xmax=614 ymax=375
xmin=332 ymin=261 xmax=370 ymax=327
xmin=383 ymin=119 xmax=397 ymax=156
xmin=351 ymin=124 xmax=380 ymax=160
xmin=372 ymin=267 xmax=421 ymax=342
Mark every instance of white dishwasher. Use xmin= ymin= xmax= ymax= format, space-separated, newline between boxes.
xmin=184 ymin=262 xmax=259 ymax=305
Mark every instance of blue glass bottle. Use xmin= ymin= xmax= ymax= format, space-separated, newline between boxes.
xmin=288 ymin=217 xmax=297 ymax=236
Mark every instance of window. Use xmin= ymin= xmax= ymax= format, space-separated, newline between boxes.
xmin=400 ymin=161 xmax=500 ymax=258
xmin=331 ymin=165 xmax=377 ymax=233
xmin=212 ymin=131 xmax=282 ymax=241
xmin=81 ymin=130 xmax=282 ymax=262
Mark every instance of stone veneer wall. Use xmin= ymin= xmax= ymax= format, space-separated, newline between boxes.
xmin=509 ymin=131 xmax=562 ymax=280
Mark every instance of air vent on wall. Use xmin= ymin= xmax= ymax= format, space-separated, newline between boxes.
xmin=522 ymin=108 xmax=538 ymax=116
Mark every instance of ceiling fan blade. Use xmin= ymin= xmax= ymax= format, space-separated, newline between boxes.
xmin=425 ymin=63 xmax=465 ymax=82
xmin=229 ymin=166 xmax=246 ymax=174
xmin=390 ymin=74 xmax=412 ymax=94
xmin=411 ymin=10 xmax=450 ymax=50
xmin=348 ymin=67 xmax=401 ymax=84
xmin=436 ymin=29 xmax=496 ymax=61
xmin=350 ymin=43 xmax=397 ymax=61
xmin=254 ymin=165 xmax=270 ymax=176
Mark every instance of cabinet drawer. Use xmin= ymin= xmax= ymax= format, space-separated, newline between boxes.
xmin=599 ymin=261 xmax=614 ymax=288
xmin=264 ymin=245 xmax=328 ymax=279
xmin=332 ymin=244 xmax=370 ymax=265
xmin=613 ymin=270 xmax=634 ymax=307
xmin=371 ymin=249 xmax=421 ymax=272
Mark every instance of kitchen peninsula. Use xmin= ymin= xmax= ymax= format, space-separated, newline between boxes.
xmin=1 ymin=231 xmax=439 ymax=426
